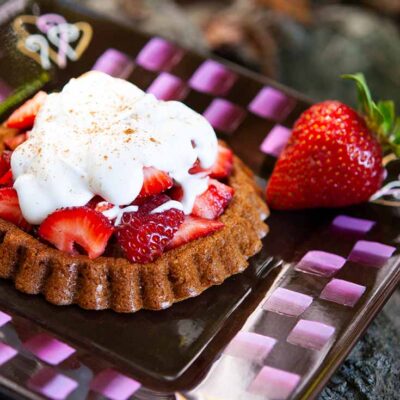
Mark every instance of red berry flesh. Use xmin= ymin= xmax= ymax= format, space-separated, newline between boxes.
xmin=266 ymin=101 xmax=383 ymax=209
xmin=38 ymin=207 xmax=114 ymax=259
xmin=115 ymin=207 xmax=184 ymax=263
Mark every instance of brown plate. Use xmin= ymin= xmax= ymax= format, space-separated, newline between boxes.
xmin=0 ymin=1 xmax=398 ymax=399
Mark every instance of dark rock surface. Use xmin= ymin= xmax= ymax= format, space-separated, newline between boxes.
xmin=320 ymin=289 xmax=400 ymax=399
xmin=278 ymin=5 xmax=400 ymax=108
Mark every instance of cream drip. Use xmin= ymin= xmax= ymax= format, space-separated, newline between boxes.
xmin=11 ymin=71 xmax=218 ymax=224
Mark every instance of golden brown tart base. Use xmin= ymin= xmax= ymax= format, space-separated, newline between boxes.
xmin=0 ymin=156 xmax=268 ymax=312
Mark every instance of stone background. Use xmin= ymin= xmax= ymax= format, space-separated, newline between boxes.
xmin=81 ymin=1 xmax=400 ymax=398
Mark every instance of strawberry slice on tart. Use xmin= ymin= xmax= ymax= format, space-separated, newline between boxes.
xmin=5 ymin=91 xmax=47 ymax=130
xmin=4 ymin=132 xmax=29 ymax=150
xmin=0 ymin=170 xmax=13 ymax=187
xmin=0 ymin=151 xmax=13 ymax=187
xmin=115 ymin=197 xmax=185 ymax=263
xmin=0 ymin=151 xmax=11 ymax=175
xmin=190 ymin=143 xmax=234 ymax=179
xmin=170 ymin=179 xmax=234 ymax=220
xmin=166 ymin=215 xmax=224 ymax=250
xmin=191 ymin=179 xmax=234 ymax=220
xmin=0 ymin=188 xmax=30 ymax=230
xmin=138 ymin=167 xmax=173 ymax=198
xmin=38 ymin=207 xmax=114 ymax=259
xmin=209 ymin=144 xmax=234 ymax=179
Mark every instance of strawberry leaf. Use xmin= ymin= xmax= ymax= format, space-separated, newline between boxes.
xmin=342 ymin=73 xmax=400 ymax=158
xmin=342 ymin=73 xmax=381 ymax=124
xmin=377 ymin=100 xmax=395 ymax=133
xmin=393 ymin=117 xmax=400 ymax=145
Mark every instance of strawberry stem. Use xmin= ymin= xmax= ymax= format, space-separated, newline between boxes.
xmin=342 ymin=73 xmax=400 ymax=157
xmin=0 ymin=71 xmax=50 ymax=121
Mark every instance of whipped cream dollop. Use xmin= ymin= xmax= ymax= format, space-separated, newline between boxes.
xmin=11 ymin=71 xmax=217 ymax=224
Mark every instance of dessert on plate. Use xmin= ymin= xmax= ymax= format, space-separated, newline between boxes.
xmin=0 ymin=71 xmax=268 ymax=312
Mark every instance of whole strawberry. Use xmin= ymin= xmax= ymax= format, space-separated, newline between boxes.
xmin=266 ymin=74 xmax=400 ymax=209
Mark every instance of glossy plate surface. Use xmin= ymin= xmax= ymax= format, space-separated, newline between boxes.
xmin=0 ymin=1 xmax=398 ymax=399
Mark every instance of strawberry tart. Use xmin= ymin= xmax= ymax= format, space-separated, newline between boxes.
xmin=0 ymin=71 xmax=268 ymax=312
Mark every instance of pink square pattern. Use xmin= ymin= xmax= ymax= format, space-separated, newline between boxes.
xmin=90 ymin=369 xmax=141 ymax=400
xmin=28 ymin=368 xmax=78 ymax=400
xmin=331 ymin=215 xmax=375 ymax=234
xmin=263 ymin=287 xmax=313 ymax=317
xmin=348 ymin=240 xmax=396 ymax=267
xmin=189 ymin=60 xmax=237 ymax=96
xmin=260 ymin=125 xmax=292 ymax=157
xmin=249 ymin=86 xmax=296 ymax=121
xmin=295 ymin=250 xmax=346 ymax=277
xmin=248 ymin=366 xmax=301 ymax=399
xmin=287 ymin=319 xmax=335 ymax=351
xmin=24 ymin=333 xmax=76 ymax=365
xmin=0 ymin=342 xmax=17 ymax=366
xmin=136 ymin=37 xmax=183 ymax=71
xmin=147 ymin=72 xmax=187 ymax=101
xmin=91 ymin=48 xmax=134 ymax=79
xmin=203 ymin=99 xmax=245 ymax=133
xmin=223 ymin=331 xmax=276 ymax=362
xmin=0 ymin=311 xmax=11 ymax=327
xmin=320 ymin=279 xmax=366 ymax=307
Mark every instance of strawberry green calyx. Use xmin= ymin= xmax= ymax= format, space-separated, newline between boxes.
xmin=342 ymin=73 xmax=400 ymax=157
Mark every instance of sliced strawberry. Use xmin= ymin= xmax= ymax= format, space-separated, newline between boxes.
xmin=190 ymin=144 xmax=234 ymax=179
xmin=192 ymin=179 xmax=234 ymax=220
xmin=210 ymin=145 xmax=234 ymax=178
xmin=86 ymin=196 xmax=114 ymax=213
xmin=170 ymin=179 xmax=234 ymax=219
xmin=38 ymin=207 xmax=114 ymax=259
xmin=138 ymin=167 xmax=173 ymax=198
xmin=136 ymin=194 xmax=171 ymax=215
xmin=0 ymin=150 xmax=13 ymax=187
xmin=4 ymin=132 xmax=28 ymax=150
xmin=188 ymin=159 xmax=205 ymax=175
xmin=86 ymin=196 xmax=105 ymax=209
xmin=0 ymin=188 xmax=30 ymax=230
xmin=0 ymin=170 xmax=13 ymax=187
xmin=166 ymin=215 xmax=224 ymax=250
xmin=0 ymin=151 xmax=11 ymax=177
xmin=94 ymin=201 xmax=114 ymax=213
xmin=168 ymin=185 xmax=183 ymax=202
xmin=115 ymin=206 xmax=184 ymax=263
xmin=5 ymin=91 xmax=47 ymax=130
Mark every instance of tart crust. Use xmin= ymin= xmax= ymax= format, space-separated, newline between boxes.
xmin=0 ymin=155 xmax=268 ymax=312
